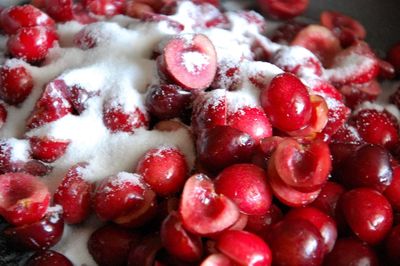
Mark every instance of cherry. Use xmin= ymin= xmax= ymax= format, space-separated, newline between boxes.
xmin=309 ymin=181 xmax=345 ymax=218
xmin=125 ymin=2 xmax=154 ymax=20
xmin=351 ymin=109 xmax=399 ymax=149
xmin=53 ymin=163 xmax=91 ymax=224
xmin=85 ymin=0 xmax=125 ymax=16
xmin=214 ymin=164 xmax=272 ymax=215
xmin=387 ymin=42 xmax=400 ymax=76
xmin=267 ymin=219 xmax=325 ymax=266
xmin=196 ymin=126 xmax=256 ymax=173
xmin=245 ymin=204 xmax=283 ymax=240
xmin=0 ymin=172 xmax=50 ymax=226
xmin=0 ymin=4 xmax=55 ymax=35
xmin=161 ymin=211 xmax=203 ymax=262
xmin=127 ymin=233 xmax=163 ymax=266
xmin=145 ymin=84 xmax=192 ymax=120
xmin=339 ymin=188 xmax=393 ymax=245
xmin=271 ymin=20 xmax=307 ymax=44
xmin=179 ymin=174 xmax=240 ymax=236
xmin=257 ymin=0 xmax=309 ymax=20
xmin=335 ymin=144 xmax=392 ymax=192
xmin=29 ymin=137 xmax=70 ymax=163
xmin=0 ymin=104 xmax=7 ymax=128
xmin=200 ymin=253 xmax=234 ymax=266
xmin=7 ymin=26 xmax=58 ymax=63
xmin=285 ymin=207 xmax=337 ymax=254
xmin=217 ymin=230 xmax=272 ymax=266
xmin=136 ymin=146 xmax=188 ymax=196
xmin=26 ymin=250 xmax=73 ymax=266
xmin=44 ymin=0 xmax=74 ymax=22
xmin=88 ymin=224 xmax=141 ymax=266
xmin=385 ymin=224 xmax=400 ymax=265
xmin=102 ymin=102 xmax=148 ymax=133
xmin=162 ymin=34 xmax=217 ymax=90
xmin=3 ymin=207 xmax=64 ymax=251
xmin=0 ymin=63 xmax=34 ymax=105
xmin=323 ymin=238 xmax=379 ymax=266
xmin=261 ymin=73 xmax=312 ymax=132
xmin=384 ymin=165 xmax=400 ymax=211
xmin=340 ymin=80 xmax=381 ymax=109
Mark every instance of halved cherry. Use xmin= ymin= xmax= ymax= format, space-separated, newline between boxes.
xmin=179 ymin=174 xmax=240 ymax=236
xmin=257 ymin=0 xmax=309 ymax=20
xmin=53 ymin=163 xmax=91 ymax=224
xmin=217 ymin=230 xmax=272 ymax=266
xmin=161 ymin=211 xmax=203 ymax=262
xmin=29 ymin=137 xmax=70 ymax=163
xmin=0 ymin=4 xmax=55 ymax=35
xmin=320 ymin=11 xmax=366 ymax=47
xmin=340 ymin=80 xmax=381 ymax=109
xmin=0 ymin=63 xmax=34 ymax=105
xmin=3 ymin=207 xmax=64 ymax=250
xmin=0 ymin=172 xmax=50 ymax=226
xmin=163 ymin=34 xmax=217 ymax=90
xmin=273 ymin=138 xmax=331 ymax=192
xmin=103 ymin=101 xmax=148 ymax=133
xmin=292 ymin=25 xmax=341 ymax=66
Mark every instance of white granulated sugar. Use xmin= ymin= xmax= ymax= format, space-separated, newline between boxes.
xmin=6 ymin=138 xmax=30 ymax=163
xmin=240 ymin=60 xmax=283 ymax=89
xmin=181 ymin=51 xmax=210 ymax=74
xmin=324 ymin=53 xmax=374 ymax=82
xmin=227 ymin=89 xmax=259 ymax=113
xmin=112 ymin=172 xmax=145 ymax=189
xmin=57 ymin=21 xmax=86 ymax=47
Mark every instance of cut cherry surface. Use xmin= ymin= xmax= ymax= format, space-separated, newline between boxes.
xmin=179 ymin=174 xmax=240 ymax=236
xmin=261 ymin=72 xmax=312 ymax=132
xmin=339 ymin=188 xmax=393 ymax=245
xmin=53 ymin=163 xmax=91 ymax=224
xmin=214 ymin=164 xmax=272 ymax=215
xmin=257 ymin=0 xmax=309 ymax=20
xmin=162 ymin=34 xmax=217 ymax=90
xmin=0 ymin=63 xmax=34 ymax=105
xmin=30 ymin=137 xmax=70 ymax=163
xmin=0 ymin=4 xmax=55 ymax=35
xmin=0 ymin=172 xmax=50 ymax=226
xmin=3 ymin=207 xmax=64 ymax=251
xmin=136 ymin=146 xmax=188 ymax=196
xmin=267 ymin=218 xmax=325 ymax=266
xmin=88 ymin=224 xmax=141 ymax=266
xmin=161 ymin=211 xmax=203 ymax=262
xmin=26 ymin=250 xmax=73 ymax=266
xmin=217 ymin=230 xmax=272 ymax=266
xmin=7 ymin=26 xmax=58 ymax=63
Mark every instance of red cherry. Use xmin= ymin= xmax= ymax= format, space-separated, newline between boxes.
xmin=261 ymin=73 xmax=312 ymax=132
xmin=30 ymin=137 xmax=70 ymax=163
xmin=387 ymin=42 xmax=400 ymax=76
xmin=0 ymin=172 xmax=50 ymax=226
xmin=162 ymin=34 xmax=217 ymax=90
xmin=179 ymin=174 xmax=240 ymax=236
xmin=102 ymin=101 xmax=148 ymax=133
xmin=245 ymin=204 xmax=283 ymax=240
xmin=26 ymin=250 xmax=73 ymax=266
xmin=88 ymin=224 xmax=141 ymax=266
xmin=3 ymin=207 xmax=64 ymax=251
xmin=0 ymin=104 xmax=7 ymax=128
xmin=136 ymin=146 xmax=188 ymax=196
xmin=215 ymin=164 xmax=272 ymax=215
xmin=323 ymin=238 xmax=379 ymax=266
xmin=271 ymin=20 xmax=307 ymax=44
xmin=0 ymin=63 xmax=34 ymax=105
xmin=217 ymin=230 xmax=272 ymax=266
xmin=309 ymin=181 xmax=345 ymax=218
xmin=85 ymin=0 xmax=125 ymax=16
xmin=257 ymin=0 xmax=309 ymax=20
xmin=200 ymin=253 xmax=234 ymax=266
xmin=161 ymin=211 xmax=203 ymax=262
xmin=127 ymin=233 xmax=162 ymax=266
xmin=53 ymin=163 xmax=91 ymax=224
xmin=0 ymin=4 xmax=55 ymax=35
xmin=7 ymin=26 xmax=58 ymax=63
xmin=267 ymin=219 xmax=325 ymax=266
xmin=340 ymin=80 xmax=381 ymax=109
xmin=339 ymin=188 xmax=393 ymax=245
xmin=44 ymin=0 xmax=74 ymax=22
xmin=385 ymin=224 xmax=400 ymax=265
xmin=385 ymin=165 xmax=400 ymax=212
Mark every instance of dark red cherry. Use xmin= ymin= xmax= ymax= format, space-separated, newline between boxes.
xmin=26 ymin=250 xmax=73 ymax=266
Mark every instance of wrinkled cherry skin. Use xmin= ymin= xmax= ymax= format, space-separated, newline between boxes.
xmin=338 ymin=188 xmax=393 ymax=245
xmin=309 ymin=181 xmax=345 ymax=218
xmin=385 ymin=224 xmax=400 ymax=265
xmin=88 ymin=224 xmax=141 ymax=266
xmin=7 ymin=26 xmax=58 ymax=63
xmin=217 ymin=230 xmax=272 ymax=266
xmin=261 ymin=72 xmax=312 ymax=132
xmin=0 ymin=5 xmax=55 ymax=35
xmin=197 ymin=126 xmax=256 ymax=173
xmin=3 ymin=209 xmax=64 ymax=251
xmin=335 ymin=144 xmax=392 ymax=192
xmin=214 ymin=164 xmax=272 ymax=216
xmin=26 ymin=250 xmax=73 ymax=266
xmin=323 ymin=238 xmax=379 ymax=266
xmin=0 ymin=64 xmax=34 ymax=105
xmin=285 ymin=207 xmax=337 ymax=254
xmin=267 ymin=219 xmax=325 ymax=266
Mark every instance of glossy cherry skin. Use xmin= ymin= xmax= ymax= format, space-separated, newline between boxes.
xmin=261 ymin=72 xmax=312 ymax=132
xmin=214 ymin=164 xmax=272 ymax=215
xmin=44 ymin=0 xmax=74 ymax=22
xmin=257 ymin=0 xmax=309 ymax=20
xmin=323 ymin=238 xmax=379 ymax=266
xmin=267 ymin=219 xmax=325 ymax=266
xmin=88 ymin=224 xmax=141 ymax=266
xmin=336 ymin=144 xmax=392 ymax=192
xmin=384 ymin=165 xmax=400 ymax=211
xmin=245 ymin=204 xmax=283 ymax=240
xmin=0 ymin=64 xmax=34 ymax=105
xmin=387 ymin=42 xmax=400 ymax=76
xmin=26 ymin=250 xmax=73 ymax=266
xmin=338 ymin=188 xmax=393 ymax=245
xmin=127 ymin=233 xmax=162 ymax=266
xmin=309 ymin=181 xmax=345 ymax=218
xmin=385 ymin=224 xmax=400 ymax=265
xmin=217 ymin=230 xmax=272 ymax=266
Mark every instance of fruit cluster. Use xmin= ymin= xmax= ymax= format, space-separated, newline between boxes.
xmin=1 ymin=0 xmax=400 ymax=265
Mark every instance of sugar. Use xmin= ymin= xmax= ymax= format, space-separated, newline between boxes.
xmin=181 ymin=51 xmax=210 ymax=74
xmin=6 ymin=138 xmax=30 ymax=163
